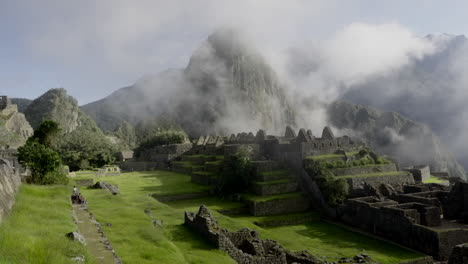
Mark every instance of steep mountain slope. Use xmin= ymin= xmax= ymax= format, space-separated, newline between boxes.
xmin=25 ymin=88 xmax=101 ymax=133
xmin=83 ymin=29 xmax=296 ymax=135
xmin=328 ymin=101 xmax=466 ymax=180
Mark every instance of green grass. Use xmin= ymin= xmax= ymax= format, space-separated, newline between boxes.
xmin=242 ymin=192 xmax=303 ymax=202
xmin=259 ymin=169 xmax=291 ymax=177
xmin=253 ymin=179 xmax=290 ymax=185
xmin=73 ymin=170 xmax=422 ymax=263
xmin=424 ymin=176 xmax=444 ymax=184
xmin=0 ymin=185 xmax=93 ymax=264
xmin=339 ymin=171 xmax=408 ymax=179
xmin=205 ymin=160 xmax=223 ymax=166
xmin=307 ymin=154 xmax=344 ymax=160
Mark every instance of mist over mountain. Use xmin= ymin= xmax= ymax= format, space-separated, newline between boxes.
xmin=83 ymin=29 xmax=296 ymax=136
xmin=339 ymin=34 xmax=468 ymax=168
xmin=82 ymin=28 xmax=466 ymax=179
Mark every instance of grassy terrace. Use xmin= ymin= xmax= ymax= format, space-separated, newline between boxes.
xmin=424 ymin=176 xmax=446 ymax=184
xmin=241 ymin=192 xmax=303 ymax=202
xmin=253 ymin=179 xmax=291 ymax=185
xmin=339 ymin=171 xmax=408 ymax=179
xmin=5 ymin=170 xmax=424 ymax=263
xmin=0 ymin=185 xmax=92 ymax=264
xmin=259 ymin=169 xmax=292 ymax=178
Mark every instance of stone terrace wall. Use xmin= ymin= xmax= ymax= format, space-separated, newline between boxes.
xmin=338 ymin=197 xmax=467 ymax=260
xmin=0 ymin=160 xmax=21 ymax=223
xmin=345 ymin=172 xmax=415 ymax=197
xmin=331 ymin=164 xmax=397 ymax=176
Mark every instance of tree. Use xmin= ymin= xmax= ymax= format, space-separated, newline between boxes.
xmin=114 ymin=121 xmax=137 ymax=149
xmin=55 ymin=127 xmax=117 ymax=171
xmin=216 ymin=148 xmax=256 ymax=197
xmin=28 ymin=120 xmax=60 ymax=147
xmin=17 ymin=120 xmax=68 ymax=185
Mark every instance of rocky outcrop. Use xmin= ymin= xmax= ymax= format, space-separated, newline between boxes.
xmin=0 ymin=96 xmax=33 ymax=148
xmin=328 ymin=101 xmax=467 ymax=180
xmin=91 ymin=182 xmax=119 ymax=195
xmin=0 ymin=159 xmax=22 ymax=223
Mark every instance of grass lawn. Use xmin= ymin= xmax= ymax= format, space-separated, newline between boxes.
xmin=0 ymin=185 xmax=93 ymax=264
xmin=424 ymin=176 xmax=445 ymax=184
xmin=73 ymin=170 xmax=424 ymax=264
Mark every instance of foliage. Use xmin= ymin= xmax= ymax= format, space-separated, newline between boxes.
xmin=18 ymin=120 xmax=68 ymax=185
xmin=55 ymin=127 xmax=118 ymax=171
xmin=18 ymin=140 xmax=69 ymax=185
xmin=134 ymin=117 xmax=185 ymax=144
xmin=217 ymin=148 xmax=256 ymax=196
xmin=28 ymin=119 xmax=60 ymax=147
xmin=114 ymin=121 xmax=137 ymax=149
xmin=135 ymin=129 xmax=188 ymax=154
xmin=305 ymin=162 xmax=348 ymax=206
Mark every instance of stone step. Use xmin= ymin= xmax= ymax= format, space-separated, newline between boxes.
xmin=242 ymin=192 xmax=310 ymax=216
xmin=330 ymin=163 xmax=397 ymax=177
xmin=251 ymin=179 xmax=298 ymax=196
xmin=191 ymin=171 xmax=217 ymax=186
xmin=252 ymin=212 xmax=320 ymax=227
xmin=204 ymin=160 xmax=223 ymax=173
xmin=255 ymin=169 xmax=294 ymax=182
xmin=252 ymin=160 xmax=284 ymax=173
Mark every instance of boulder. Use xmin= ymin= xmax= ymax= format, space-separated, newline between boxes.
xmin=65 ymin=232 xmax=86 ymax=245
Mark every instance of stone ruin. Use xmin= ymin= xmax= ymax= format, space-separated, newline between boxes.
xmin=185 ymin=205 xmax=378 ymax=264
xmin=338 ymin=182 xmax=468 ymax=261
xmin=96 ymin=165 xmax=121 ymax=177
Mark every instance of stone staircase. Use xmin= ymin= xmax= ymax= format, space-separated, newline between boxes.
xmin=172 ymin=155 xmax=224 ymax=186
xmin=242 ymin=160 xmax=311 ymax=216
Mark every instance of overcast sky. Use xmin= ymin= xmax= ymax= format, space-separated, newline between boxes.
xmin=1 ymin=0 xmax=467 ymax=104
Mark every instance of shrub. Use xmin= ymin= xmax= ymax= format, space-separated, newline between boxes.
xmin=216 ymin=149 xmax=255 ymax=197
xmin=17 ymin=140 xmax=68 ymax=185
xmin=136 ymin=130 xmax=188 ymax=151
xmin=305 ymin=162 xmax=348 ymax=206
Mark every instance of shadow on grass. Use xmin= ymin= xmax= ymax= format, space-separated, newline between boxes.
xmin=139 ymin=171 xmax=210 ymax=195
xmin=168 ymin=224 xmax=217 ymax=251
xmin=294 ymin=222 xmax=421 ymax=259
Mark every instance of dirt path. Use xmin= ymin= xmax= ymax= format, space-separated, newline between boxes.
xmin=73 ymin=204 xmax=120 ymax=264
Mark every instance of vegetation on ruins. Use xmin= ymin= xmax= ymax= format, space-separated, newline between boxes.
xmin=18 ymin=120 xmax=68 ymax=185
xmin=305 ymin=162 xmax=349 ymax=206
xmin=216 ymin=148 xmax=256 ymax=196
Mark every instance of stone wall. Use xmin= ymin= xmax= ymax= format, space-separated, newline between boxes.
xmin=184 ymin=205 xmax=322 ymax=264
xmin=338 ymin=196 xmax=468 ymax=260
xmin=331 ymin=164 xmax=397 ymax=176
xmin=245 ymin=195 xmax=310 ymax=216
xmin=0 ymin=160 xmax=21 ymax=223
xmin=345 ymin=172 xmax=415 ymax=197
xmin=138 ymin=143 xmax=192 ymax=162
xmin=251 ymin=182 xmax=298 ymax=196
xmin=404 ymin=165 xmax=431 ymax=183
